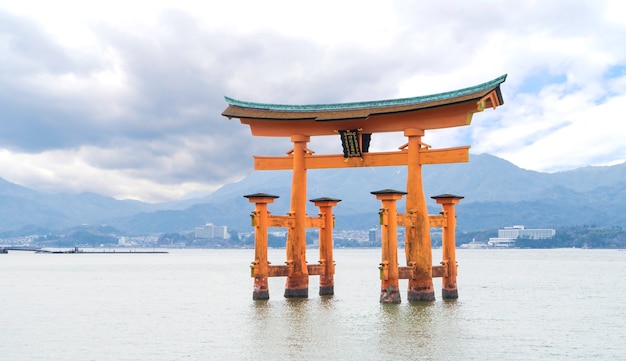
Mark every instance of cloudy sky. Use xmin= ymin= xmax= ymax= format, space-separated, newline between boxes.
xmin=1 ymin=0 xmax=625 ymax=202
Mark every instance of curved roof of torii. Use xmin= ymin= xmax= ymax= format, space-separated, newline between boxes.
xmin=222 ymin=74 xmax=506 ymax=137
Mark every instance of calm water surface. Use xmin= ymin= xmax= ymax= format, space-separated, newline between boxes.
xmin=1 ymin=248 xmax=624 ymax=360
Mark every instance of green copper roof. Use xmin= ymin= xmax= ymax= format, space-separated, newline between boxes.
xmin=225 ymin=74 xmax=506 ymax=112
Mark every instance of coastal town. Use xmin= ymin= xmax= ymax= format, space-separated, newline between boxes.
xmin=0 ymin=222 xmax=573 ymax=251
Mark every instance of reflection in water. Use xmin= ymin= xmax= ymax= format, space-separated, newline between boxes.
xmin=246 ymin=293 xmax=466 ymax=360
xmin=231 ymin=249 xmax=625 ymax=360
xmin=377 ymin=300 xmax=464 ymax=360
xmin=283 ymin=299 xmax=310 ymax=358
xmin=318 ymin=295 xmax=338 ymax=310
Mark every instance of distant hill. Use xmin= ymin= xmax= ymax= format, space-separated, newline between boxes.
xmin=1 ymin=153 xmax=625 ymax=235
xmin=0 ymin=178 xmax=168 ymax=234
xmin=177 ymin=153 xmax=626 ymax=232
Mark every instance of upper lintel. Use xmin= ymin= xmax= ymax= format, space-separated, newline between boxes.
xmin=222 ymin=74 xmax=506 ymax=136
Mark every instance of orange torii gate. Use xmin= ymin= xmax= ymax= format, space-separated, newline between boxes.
xmin=223 ymin=75 xmax=506 ymax=302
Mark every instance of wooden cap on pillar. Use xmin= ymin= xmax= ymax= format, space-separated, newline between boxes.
xmin=371 ymin=189 xmax=407 ymax=195
xmin=431 ymin=193 xmax=464 ymax=204
xmin=244 ymin=192 xmax=280 ymax=203
xmin=310 ymin=197 xmax=342 ymax=202
xmin=371 ymin=189 xmax=407 ymax=200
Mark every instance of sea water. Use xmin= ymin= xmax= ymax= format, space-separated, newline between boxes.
xmin=1 ymin=248 xmax=624 ymax=360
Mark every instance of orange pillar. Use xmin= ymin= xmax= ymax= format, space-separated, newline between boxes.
xmin=311 ymin=197 xmax=341 ymax=296
xmin=244 ymin=192 xmax=279 ymax=300
xmin=432 ymin=194 xmax=463 ymax=299
xmin=284 ymin=134 xmax=310 ymax=298
xmin=404 ymin=128 xmax=435 ymax=302
xmin=372 ymin=189 xmax=405 ymax=304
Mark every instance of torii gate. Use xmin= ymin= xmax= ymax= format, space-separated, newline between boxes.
xmin=223 ymin=75 xmax=506 ymax=302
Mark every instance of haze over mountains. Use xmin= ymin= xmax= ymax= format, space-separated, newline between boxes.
xmin=1 ymin=153 xmax=625 ymax=235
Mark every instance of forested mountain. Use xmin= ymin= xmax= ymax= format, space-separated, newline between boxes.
xmin=1 ymin=154 xmax=625 ymax=235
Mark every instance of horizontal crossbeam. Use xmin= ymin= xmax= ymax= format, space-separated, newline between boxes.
xmin=396 ymin=214 xmax=446 ymax=228
xmin=266 ymin=215 xmax=325 ymax=228
xmin=254 ymin=146 xmax=469 ymax=170
xmin=265 ymin=264 xmax=447 ymax=278
xmin=428 ymin=215 xmax=446 ymax=228
xmin=399 ymin=265 xmax=448 ymax=279
xmin=266 ymin=264 xmax=325 ymax=277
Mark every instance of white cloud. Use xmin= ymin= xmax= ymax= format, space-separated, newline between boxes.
xmin=0 ymin=146 xmax=227 ymax=202
xmin=0 ymin=0 xmax=625 ymax=201
xmin=500 ymin=90 xmax=626 ymax=171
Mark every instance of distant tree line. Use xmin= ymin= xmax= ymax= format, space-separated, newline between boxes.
xmin=457 ymin=225 xmax=626 ymax=249
xmin=7 ymin=224 xmax=626 ymax=249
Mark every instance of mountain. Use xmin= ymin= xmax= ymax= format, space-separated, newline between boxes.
xmin=0 ymin=178 xmax=162 ymax=234
xmin=100 ymin=153 xmax=626 ymax=233
xmin=1 ymin=153 xmax=626 ymax=235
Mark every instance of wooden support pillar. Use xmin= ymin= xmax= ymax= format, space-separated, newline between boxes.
xmin=244 ymin=192 xmax=279 ymax=300
xmin=284 ymin=135 xmax=310 ymax=298
xmin=404 ymin=128 xmax=435 ymax=302
xmin=372 ymin=189 xmax=406 ymax=304
xmin=432 ymin=194 xmax=463 ymax=299
xmin=310 ymin=197 xmax=341 ymax=296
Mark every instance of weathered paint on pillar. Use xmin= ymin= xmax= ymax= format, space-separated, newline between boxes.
xmin=284 ymin=135 xmax=310 ymax=298
xmin=404 ymin=128 xmax=435 ymax=302
xmin=244 ymin=193 xmax=279 ymax=300
xmin=311 ymin=197 xmax=341 ymax=296
xmin=432 ymin=194 xmax=463 ymax=299
xmin=372 ymin=189 xmax=406 ymax=304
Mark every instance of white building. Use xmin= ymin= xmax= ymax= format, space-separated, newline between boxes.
xmin=497 ymin=225 xmax=556 ymax=239
xmin=195 ymin=223 xmax=229 ymax=240
xmin=488 ymin=225 xmax=555 ymax=248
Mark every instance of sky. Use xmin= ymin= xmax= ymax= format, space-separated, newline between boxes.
xmin=1 ymin=0 xmax=625 ymax=202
